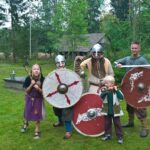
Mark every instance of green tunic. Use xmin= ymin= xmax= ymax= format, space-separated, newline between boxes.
xmin=100 ymin=90 xmax=124 ymax=116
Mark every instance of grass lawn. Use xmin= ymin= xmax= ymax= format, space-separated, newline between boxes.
xmin=0 ymin=60 xmax=150 ymax=150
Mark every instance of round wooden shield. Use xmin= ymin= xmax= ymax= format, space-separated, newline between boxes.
xmin=121 ymin=67 xmax=150 ymax=108
xmin=43 ymin=68 xmax=83 ymax=108
xmin=72 ymin=93 xmax=104 ymax=137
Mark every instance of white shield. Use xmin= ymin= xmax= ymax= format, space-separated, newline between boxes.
xmin=43 ymin=68 xmax=83 ymax=108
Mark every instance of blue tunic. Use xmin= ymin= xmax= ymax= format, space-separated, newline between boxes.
xmin=116 ymin=55 xmax=149 ymax=72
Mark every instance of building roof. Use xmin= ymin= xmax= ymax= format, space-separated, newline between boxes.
xmin=59 ymin=33 xmax=105 ymax=52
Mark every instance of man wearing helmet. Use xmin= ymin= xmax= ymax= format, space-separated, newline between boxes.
xmin=55 ymin=54 xmax=66 ymax=69
xmin=52 ymin=55 xmax=66 ymax=128
xmin=79 ymin=43 xmax=114 ymax=94
xmin=52 ymin=54 xmax=74 ymax=139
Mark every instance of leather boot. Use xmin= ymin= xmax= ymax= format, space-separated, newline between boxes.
xmin=122 ymin=122 xmax=134 ymax=128
xmin=53 ymin=122 xmax=64 ymax=127
xmin=63 ymin=132 xmax=72 ymax=139
xmin=140 ymin=118 xmax=149 ymax=137
xmin=122 ymin=113 xmax=134 ymax=128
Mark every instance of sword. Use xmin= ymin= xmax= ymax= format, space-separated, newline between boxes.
xmin=114 ymin=62 xmax=150 ymax=68
xmin=120 ymin=64 xmax=150 ymax=68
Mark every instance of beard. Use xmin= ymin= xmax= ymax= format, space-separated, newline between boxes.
xmin=91 ymin=56 xmax=106 ymax=78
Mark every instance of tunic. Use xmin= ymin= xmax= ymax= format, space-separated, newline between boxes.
xmin=100 ymin=90 xmax=124 ymax=117
xmin=80 ymin=57 xmax=114 ymax=93
xmin=23 ymin=76 xmax=45 ymax=121
xmin=116 ymin=55 xmax=149 ymax=119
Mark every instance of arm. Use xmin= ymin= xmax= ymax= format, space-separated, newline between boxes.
xmin=80 ymin=58 xmax=91 ymax=70
xmin=23 ymin=76 xmax=32 ymax=93
xmin=100 ymin=91 xmax=108 ymax=100
xmin=33 ymin=84 xmax=43 ymax=93
xmin=74 ymin=56 xmax=85 ymax=75
xmin=140 ymin=56 xmax=149 ymax=65
xmin=25 ymin=79 xmax=36 ymax=93
xmin=115 ymin=90 xmax=124 ymax=100
xmin=33 ymin=77 xmax=45 ymax=94
xmin=115 ymin=57 xmax=128 ymax=68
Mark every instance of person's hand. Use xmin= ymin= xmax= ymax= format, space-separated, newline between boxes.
xmin=75 ymin=56 xmax=85 ymax=61
xmin=108 ymin=86 xmax=114 ymax=90
xmin=116 ymin=63 xmax=122 ymax=68
xmin=80 ymin=70 xmax=86 ymax=79
xmin=113 ymin=86 xmax=118 ymax=91
xmin=31 ymin=79 xmax=36 ymax=85
xmin=33 ymin=84 xmax=40 ymax=90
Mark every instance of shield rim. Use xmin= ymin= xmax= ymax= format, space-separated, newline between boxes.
xmin=72 ymin=92 xmax=105 ymax=137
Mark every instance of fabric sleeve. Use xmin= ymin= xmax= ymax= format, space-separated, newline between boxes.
xmin=100 ymin=92 xmax=108 ymax=100
xmin=80 ymin=58 xmax=91 ymax=70
xmin=23 ymin=76 xmax=31 ymax=88
xmin=116 ymin=57 xmax=128 ymax=65
xmin=115 ymin=90 xmax=124 ymax=100
xmin=140 ymin=56 xmax=149 ymax=65
xmin=40 ymin=76 xmax=45 ymax=86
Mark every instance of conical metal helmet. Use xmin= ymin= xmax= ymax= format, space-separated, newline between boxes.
xmin=55 ymin=54 xmax=66 ymax=68
xmin=91 ymin=44 xmax=103 ymax=57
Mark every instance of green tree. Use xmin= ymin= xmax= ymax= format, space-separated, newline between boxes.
xmin=100 ymin=13 xmax=130 ymax=59
xmin=0 ymin=29 xmax=11 ymax=58
xmin=110 ymin=0 xmax=129 ymax=21
xmin=86 ymin=0 xmax=104 ymax=33
xmin=35 ymin=0 xmax=55 ymax=53
xmin=127 ymin=0 xmax=150 ymax=51
xmin=0 ymin=3 xmax=7 ymax=26
xmin=133 ymin=0 xmax=150 ymax=52
xmin=5 ymin=0 xmax=29 ymax=62
xmin=47 ymin=0 xmax=65 ymax=52
xmin=64 ymin=0 xmax=88 ymax=54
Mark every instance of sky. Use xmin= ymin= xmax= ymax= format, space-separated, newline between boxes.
xmin=103 ymin=0 xmax=111 ymax=12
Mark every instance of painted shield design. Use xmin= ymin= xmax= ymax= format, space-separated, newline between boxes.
xmin=72 ymin=93 xmax=104 ymax=137
xmin=121 ymin=67 xmax=150 ymax=108
xmin=43 ymin=68 xmax=83 ymax=108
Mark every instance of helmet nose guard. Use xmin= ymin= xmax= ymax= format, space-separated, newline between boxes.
xmin=91 ymin=44 xmax=103 ymax=57
xmin=55 ymin=55 xmax=66 ymax=67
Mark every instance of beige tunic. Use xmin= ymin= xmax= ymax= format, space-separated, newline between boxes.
xmin=80 ymin=57 xmax=114 ymax=93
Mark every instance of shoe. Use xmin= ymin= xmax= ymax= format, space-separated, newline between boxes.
xmin=118 ymin=138 xmax=123 ymax=144
xmin=20 ymin=128 xmax=27 ymax=133
xmin=101 ymin=135 xmax=111 ymax=141
xmin=63 ymin=132 xmax=71 ymax=139
xmin=20 ymin=122 xmax=28 ymax=133
xmin=33 ymin=132 xmax=40 ymax=139
xmin=140 ymin=129 xmax=149 ymax=137
xmin=122 ymin=122 xmax=134 ymax=128
xmin=53 ymin=122 xmax=64 ymax=127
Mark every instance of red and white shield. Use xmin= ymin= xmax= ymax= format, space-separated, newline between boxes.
xmin=42 ymin=68 xmax=83 ymax=108
xmin=121 ymin=67 xmax=150 ymax=108
xmin=72 ymin=93 xmax=104 ymax=137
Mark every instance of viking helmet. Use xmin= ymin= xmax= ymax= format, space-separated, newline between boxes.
xmin=55 ymin=54 xmax=66 ymax=68
xmin=91 ymin=43 xmax=103 ymax=57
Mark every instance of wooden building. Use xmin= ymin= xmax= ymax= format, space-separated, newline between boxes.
xmin=58 ymin=33 xmax=106 ymax=58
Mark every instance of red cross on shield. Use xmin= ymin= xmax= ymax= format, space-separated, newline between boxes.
xmin=42 ymin=68 xmax=83 ymax=108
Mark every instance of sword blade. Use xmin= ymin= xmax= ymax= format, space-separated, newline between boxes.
xmin=121 ymin=64 xmax=150 ymax=68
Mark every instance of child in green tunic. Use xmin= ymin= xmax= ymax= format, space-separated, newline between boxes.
xmin=100 ymin=75 xmax=124 ymax=144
